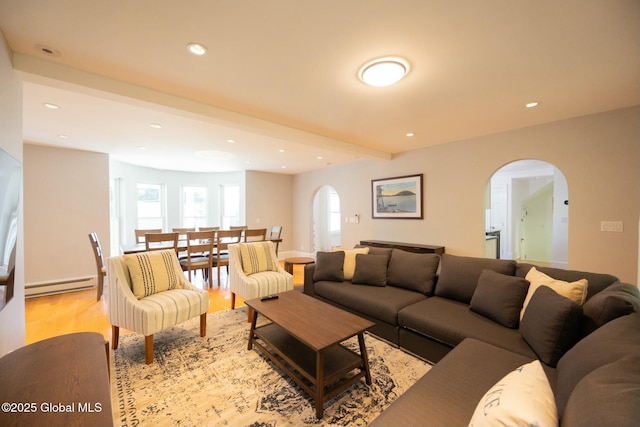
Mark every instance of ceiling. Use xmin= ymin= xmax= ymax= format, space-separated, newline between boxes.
xmin=0 ymin=0 xmax=638 ymax=174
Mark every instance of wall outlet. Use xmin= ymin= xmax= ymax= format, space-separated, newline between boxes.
xmin=601 ymin=221 xmax=623 ymax=232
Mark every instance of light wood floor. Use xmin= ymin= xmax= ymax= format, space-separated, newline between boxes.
xmin=25 ymin=263 xmax=305 ymax=345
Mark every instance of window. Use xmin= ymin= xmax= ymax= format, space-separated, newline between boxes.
xmin=220 ymin=185 xmax=240 ymax=229
xmin=182 ymin=186 xmax=207 ymax=228
xmin=329 ymin=188 xmax=341 ymax=233
xmin=137 ymin=183 xmax=164 ymax=229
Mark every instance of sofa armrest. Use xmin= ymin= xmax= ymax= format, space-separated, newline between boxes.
xmin=303 ymin=263 xmax=317 ymax=296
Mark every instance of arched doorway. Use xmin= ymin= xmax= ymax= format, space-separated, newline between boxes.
xmin=484 ymin=160 xmax=568 ymax=268
xmin=312 ymin=186 xmax=341 ymax=252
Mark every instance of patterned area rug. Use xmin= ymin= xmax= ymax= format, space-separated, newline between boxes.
xmin=111 ymin=307 xmax=431 ymax=426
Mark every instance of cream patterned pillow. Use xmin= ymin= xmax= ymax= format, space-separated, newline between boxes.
xmin=239 ymin=242 xmax=278 ymax=275
xmin=468 ymin=360 xmax=558 ymax=427
xmin=124 ymin=249 xmax=182 ymax=299
xmin=521 ymin=266 xmax=588 ymax=320
xmin=333 ymin=247 xmax=369 ymax=280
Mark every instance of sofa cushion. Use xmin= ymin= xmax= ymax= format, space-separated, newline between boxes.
xmin=435 ymin=254 xmax=516 ymax=304
xmin=333 ymin=247 xmax=369 ymax=280
xmin=470 ymin=269 xmax=529 ymax=328
xmin=238 ymin=242 xmax=278 ymax=275
xmin=386 ymin=250 xmax=440 ymax=295
xmin=555 ymin=313 xmax=640 ymax=416
xmin=520 ymin=285 xmax=583 ymax=367
xmin=369 ymin=338 xmax=534 ymax=427
xmin=312 ymin=251 xmax=345 ymax=282
xmin=399 ymin=297 xmax=536 ymax=358
xmin=352 ymin=254 xmax=388 ymax=287
xmin=561 ymin=354 xmax=640 ymax=427
xmin=581 ymin=282 xmax=640 ymax=336
xmin=314 ymin=280 xmax=426 ymax=325
xmin=468 ymin=360 xmax=557 ymax=427
xmin=521 ymin=267 xmax=588 ymax=320
xmin=516 ymin=263 xmax=617 ymax=300
xmin=124 ymin=249 xmax=182 ymax=299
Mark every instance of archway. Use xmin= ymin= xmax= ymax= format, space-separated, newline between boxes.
xmin=484 ymin=160 xmax=568 ymax=268
xmin=312 ymin=186 xmax=341 ymax=252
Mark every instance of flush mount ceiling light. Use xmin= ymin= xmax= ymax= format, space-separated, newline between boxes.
xmin=186 ymin=43 xmax=207 ymax=56
xmin=525 ymin=101 xmax=540 ymax=108
xmin=358 ymin=57 xmax=410 ymax=87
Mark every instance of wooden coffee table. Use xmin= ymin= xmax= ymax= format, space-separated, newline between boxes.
xmin=246 ymin=290 xmax=374 ymax=418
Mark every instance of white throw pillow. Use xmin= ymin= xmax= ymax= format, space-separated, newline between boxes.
xmin=468 ymin=360 xmax=558 ymax=427
xmin=520 ymin=267 xmax=588 ymax=320
xmin=333 ymin=247 xmax=369 ymax=280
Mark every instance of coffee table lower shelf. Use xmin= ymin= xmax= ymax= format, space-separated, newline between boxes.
xmin=249 ymin=322 xmax=371 ymax=418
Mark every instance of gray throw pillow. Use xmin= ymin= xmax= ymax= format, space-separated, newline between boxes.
xmin=470 ymin=269 xmax=530 ymax=328
xmin=386 ymin=250 xmax=440 ymax=295
xmin=435 ymin=254 xmax=517 ymax=303
xmin=581 ymin=282 xmax=640 ymax=336
xmin=520 ymin=285 xmax=583 ymax=367
xmin=352 ymin=254 xmax=388 ymax=287
xmin=312 ymin=251 xmax=345 ymax=282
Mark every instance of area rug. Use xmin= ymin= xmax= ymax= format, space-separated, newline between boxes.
xmin=111 ymin=307 xmax=431 ymax=427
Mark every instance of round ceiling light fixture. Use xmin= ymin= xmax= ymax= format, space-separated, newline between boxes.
xmin=186 ymin=43 xmax=207 ymax=56
xmin=358 ymin=57 xmax=410 ymax=87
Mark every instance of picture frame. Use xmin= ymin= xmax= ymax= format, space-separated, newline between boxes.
xmin=371 ymin=174 xmax=423 ymax=219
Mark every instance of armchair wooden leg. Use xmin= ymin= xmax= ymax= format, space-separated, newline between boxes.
xmin=145 ymin=335 xmax=154 ymax=364
xmin=200 ymin=313 xmax=207 ymax=337
xmin=111 ymin=325 xmax=119 ymax=349
xmin=231 ymin=293 xmax=236 ymax=309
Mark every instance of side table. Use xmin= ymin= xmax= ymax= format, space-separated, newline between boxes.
xmin=283 ymin=256 xmax=315 ymax=275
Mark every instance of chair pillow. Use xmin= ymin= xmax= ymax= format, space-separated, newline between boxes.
xmin=521 ymin=266 xmax=588 ymax=320
xmin=470 ymin=269 xmax=530 ymax=328
xmin=468 ymin=360 xmax=558 ymax=427
xmin=313 ymin=251 xmax=345 ymax=282
xmin=124 ymin=249 xmax=182 ymax=299
xmin=333 ymin=247 xmax=369 ymax=280
xmin=435 ymin=254 xmax=516 ymax=303
xmin=386 ymin=250 xmax=440 ymax=295
xmin=239 ymin=242 xmax=278 ymax=275
xmin=352 ymin=254 xmax=388 ymax=287
xmin=520 ymin=285 xmax=583 ymax=367
xmin=581 ymin=282 xmax=640 ymax=336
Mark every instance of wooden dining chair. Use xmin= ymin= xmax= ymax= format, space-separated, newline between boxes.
xmin=243 ymin=228 xmax=267 ymax=242
xmin=88 ymin=232 xmax=107 ymax=301
xmin=179 ymin=230 xmax=215 ymax=287
xmin=172 ymin=227 xmax=195 ymax=238
xmin=212 ymin=229 xmax=242 ymax=286
xmin=268 ymin=226 xmax=283 ymax=254
xmin=198 ymin=226 xmax=220 ymax=232
xmin=145 ymin=232 xmax=179 ymax=253
xmin=135 ymin=228 xmax=162 ymax=243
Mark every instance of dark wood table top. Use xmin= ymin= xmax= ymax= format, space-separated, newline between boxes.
xmin=0 ymin=332 xmax=113 ymax=427
xmin=246 ymin=290 xmax=374 ymax=350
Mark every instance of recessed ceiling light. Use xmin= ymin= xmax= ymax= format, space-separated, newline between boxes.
xmin=358 ymin=57 xmax=410 ymax=87
xmin=186 ymin=43 xmax=207 ymax=56
xmin=149 ymin=123 xmax=162 ymax=129
xmin=57 ymin=134 xmax=69 ymax=139
xmin=281 ymin=166 xmax=287 ymax=169
xmin=525 ymin=102 xmax=539 ymax=108
xmin=406 ymin=132 xmax=415 ymax=137
xmin=316 ymin=156 xmax=323 ymax=160
xmin=43 ymin=103 xmax=59 ymax=109
xmin=279 ymin=149 xmax=286 ymax=153
xmin=36 ymin=44 xmax=61 ymax=57
xmin=226 ymin=139 xmax=236 ymax=143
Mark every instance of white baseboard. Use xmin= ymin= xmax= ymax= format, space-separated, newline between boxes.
xmin=25 ymin=276 xmax=95 ymax=298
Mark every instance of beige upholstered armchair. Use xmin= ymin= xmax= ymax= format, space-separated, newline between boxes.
xmin=228 ymin=241 xmax=293 ymax=320
xmin=108 ymin=249 xmax=209 ymax=364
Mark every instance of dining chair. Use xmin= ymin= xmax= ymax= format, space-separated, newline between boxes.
xmin=268 ymin=226 xmax=283 ymax=254
xmin=229 ymin=225 xmax=247 ymax=230
xmin=198 ymin=226 xmax=220 ymax=232
xmin=88 ymin=232 xmax=107 ymax=301
xmin=212 ymin=229 xmax=243 ymax=286
xmin=135 ymin=228 xmax=162 ymax=243
xmin=243 ymin=228 xmax=267 ymax=242
xmin=172 ymin=227 xmax=195 ymax=238
xmin=145 ymin=232 xmax=179 ymax=253
xmin=179 ymin=230 xmax=215 ymax=287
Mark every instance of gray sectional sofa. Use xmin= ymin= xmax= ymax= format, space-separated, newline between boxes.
xmin=303 ymin=245 xmax=640 ymax=426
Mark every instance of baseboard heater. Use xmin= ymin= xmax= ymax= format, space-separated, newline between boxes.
xmin=25 ymin=276 xmax=95 ymax=298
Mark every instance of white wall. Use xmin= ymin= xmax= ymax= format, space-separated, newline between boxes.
xmin=0 ymin=31 xmax=25 ymax=356
xmin=293 ymin=107 xmax=640 ymax=284
xmin=23 ymin=144 xmax=110 ymax=285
